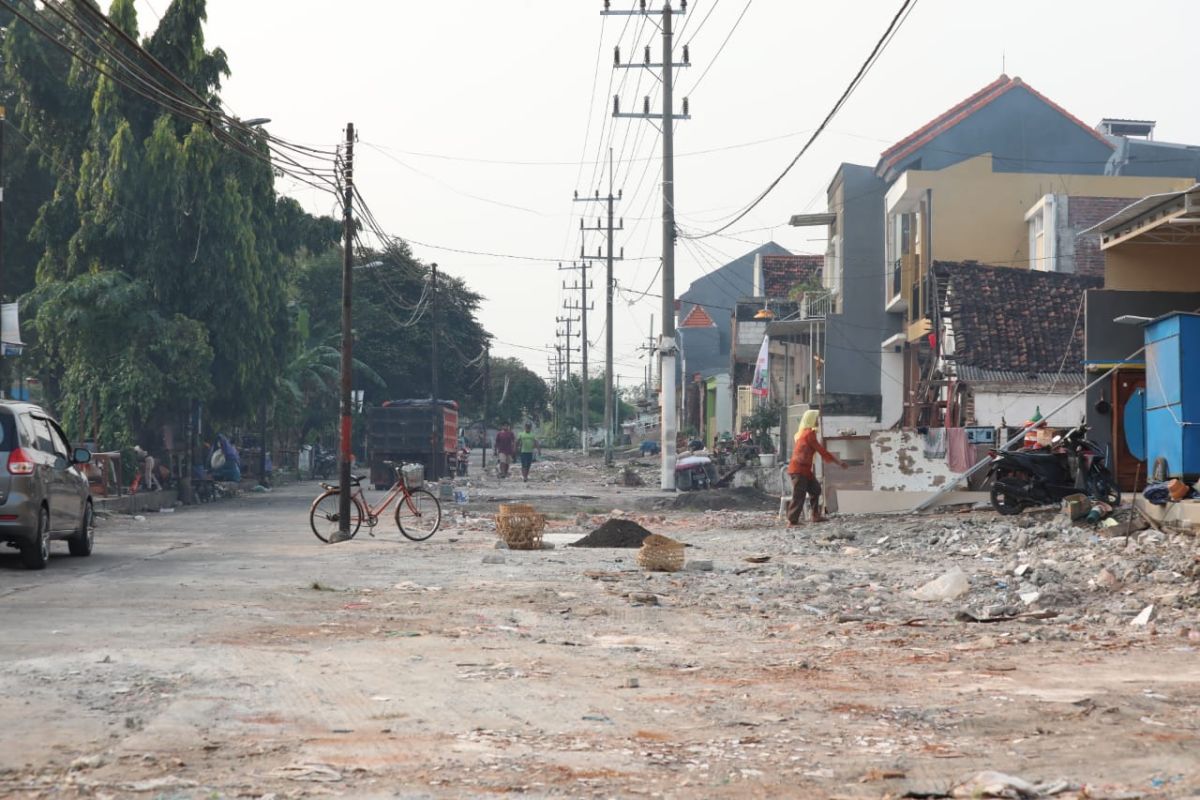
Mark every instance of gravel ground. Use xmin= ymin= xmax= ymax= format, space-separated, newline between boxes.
xmin=0 ymin=450 xmax=1197 ymax=799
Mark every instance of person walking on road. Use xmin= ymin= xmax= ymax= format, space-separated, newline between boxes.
xmin=494 ymin=422 xmax=516 ymax=479
xmin=514 ymin=422 xmax=540 ymax=483
xmin=787 ymin=410 xmax=845 ymax=526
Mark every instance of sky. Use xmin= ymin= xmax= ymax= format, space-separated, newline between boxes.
xmin=129 ymin=0 xmax=1200 ymax=391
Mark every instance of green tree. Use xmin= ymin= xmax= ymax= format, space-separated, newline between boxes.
xmin=489 ymin=357 xmax=548 ymax=425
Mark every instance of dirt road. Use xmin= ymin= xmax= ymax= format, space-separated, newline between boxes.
xmin=1 ymin=452 xmax=1197 ymax=798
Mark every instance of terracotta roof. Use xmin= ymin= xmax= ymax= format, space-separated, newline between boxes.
xmin=761 ymin=254 xmax=822 ymax=298
xmin=936 ymin=260 xmax=1101 ymax=376
xmin=878 ymin=76 xmax=1114 ymax=177
xmin=679 ymin=304 xmax=716 ymax=328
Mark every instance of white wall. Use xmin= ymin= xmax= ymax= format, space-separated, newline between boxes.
xmin=870 ymin=429 xmax=961 ymax=492
xmin=713 ymin=374 xmax=733 ymax=436
xmin=881 ymin=350 xmax=904 ymax=428
xmin=973 ymin=391 xmax=1086 ymax=429
xmin=823 ymin=415 xmax=885 ymax=437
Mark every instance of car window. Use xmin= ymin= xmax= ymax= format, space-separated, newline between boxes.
xmin=0 ymin=412 xmax=14 ymax=453
xmin=14 ymin=414 xmax=37 ymax=450
xmin=47 ymin=423 xmax=70 ymax=460
xmin=30 ymin=417 xmax=56 ymax=456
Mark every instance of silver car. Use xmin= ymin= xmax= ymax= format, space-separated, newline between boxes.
xmin=0 ymin=402 xmax=94 ymax=570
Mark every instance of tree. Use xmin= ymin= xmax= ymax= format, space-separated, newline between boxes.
xmin=3 ymin=0 xmax=342 ymax=452
xmin=489 ymin=357 xmax=548 ymax=425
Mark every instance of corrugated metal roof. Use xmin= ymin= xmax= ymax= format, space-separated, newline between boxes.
xmin=1082 ymin=185 xmax=1200 ymax=236
xmin=955 ymin=364 xmax=1085 ymax=388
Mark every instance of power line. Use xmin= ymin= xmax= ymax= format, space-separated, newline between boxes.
xmin=680 ymin=0 xmax=919 ymax=240
xmin=685 ymin=0 xmax=751 ymax=96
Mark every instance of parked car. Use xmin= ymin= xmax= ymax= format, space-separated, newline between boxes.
xmin=0 ymin=402 xmax=94 ymax=570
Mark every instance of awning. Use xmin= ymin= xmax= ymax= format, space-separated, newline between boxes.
xmin=1084 ymin=183 xmax=1200 ymax=248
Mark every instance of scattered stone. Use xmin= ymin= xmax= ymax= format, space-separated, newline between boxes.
xmin=1095 ymin=567 xmax=1121 ymax=590
xmin=482 ymin=554 xmax=506 ymax=565
xmin=686 ymin=560 xmax=714 ymax=572
xmin=629 ymin=592 xmax=659 ymax=606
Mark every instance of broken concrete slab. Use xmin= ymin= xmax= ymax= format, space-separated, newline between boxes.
xmin=835 ymin=489 xmax=990 ymax=514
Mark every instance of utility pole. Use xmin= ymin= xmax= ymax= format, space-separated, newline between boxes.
xmin=482 ymin=345 xmax=490 ymax=472
xmin=334 ymin=122 xmax=355 ymax=543
xmin=560 ymin=262 xmax=593 ymax=453
xmin=429 ymin=262 xmax=440 ymax=477
xmin=556 ymin=313 xmax=580 ymax=425
xmin=637 ymin=313 xmax=656 ymax=402
xmin=606 ymin=0 xmax=690 ymax=488
xmin=573 ymin=150 xmax=623 ymax=465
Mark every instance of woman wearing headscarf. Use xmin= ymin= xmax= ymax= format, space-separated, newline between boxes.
xmin=787 ymin=410 xmax=845 ymax=525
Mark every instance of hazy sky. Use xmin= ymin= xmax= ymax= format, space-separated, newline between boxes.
xmin=129 ymin=0 xmax=1200 ymax=389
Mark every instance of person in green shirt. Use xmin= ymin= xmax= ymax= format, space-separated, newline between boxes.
xmin=514 ymin=422 xmax=540 ymax=482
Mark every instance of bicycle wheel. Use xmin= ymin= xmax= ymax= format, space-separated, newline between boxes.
xmin=309 ymin=491 xmax=364 ymax=543
xmin=394 ymin=488 xmax=442 ymax=541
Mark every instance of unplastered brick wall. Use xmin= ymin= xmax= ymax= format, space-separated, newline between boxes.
xmin=1067 ymin=196 xmax=1140 ymax=278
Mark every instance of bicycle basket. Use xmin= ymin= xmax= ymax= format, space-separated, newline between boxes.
xmin=401 ymin=463 xmax=425 ymax=488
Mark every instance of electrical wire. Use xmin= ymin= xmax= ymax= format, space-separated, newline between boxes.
xmin=685 ymin=0 xmax=751 ymax=96
xmin=680 ymin=0 xmax=919 ymax=240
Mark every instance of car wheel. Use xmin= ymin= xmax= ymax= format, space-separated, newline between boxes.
xmin=68 ymin=501 xmax=94 ymax=557
xmin=20 ymin=505 xmax=50 ymax=570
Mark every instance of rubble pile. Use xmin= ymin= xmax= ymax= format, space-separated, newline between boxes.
xmin=646 ymin=507 xmax=1200 ymax=637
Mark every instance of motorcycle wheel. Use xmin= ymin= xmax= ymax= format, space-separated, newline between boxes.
xmin=1089 ymin=472 xmax=1121 ymax=507
xmin=989 ymin=476 xmax=1026 ymax=516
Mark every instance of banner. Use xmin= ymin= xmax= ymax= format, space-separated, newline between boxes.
xmin=751 ymin=335 xmax=769 ymax=398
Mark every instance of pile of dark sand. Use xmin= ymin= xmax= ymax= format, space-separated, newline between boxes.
xmin=667 ymin=486 xmax=776 ymax=511
xmin=570 ymin=518 xmax=653 ymax=548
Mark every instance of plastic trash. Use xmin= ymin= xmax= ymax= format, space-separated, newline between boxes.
xmin=911 ymin=566 xmax=970 ymax=602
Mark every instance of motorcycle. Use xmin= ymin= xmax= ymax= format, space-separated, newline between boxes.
xmin=311 ymin=448 xmax=337 ymax=481
xmin=987 ymin=424 xmax=1120 ymax=515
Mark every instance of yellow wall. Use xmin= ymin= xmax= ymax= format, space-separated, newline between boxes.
xmin=903 ymin=155 xmax=1194 ymax=269
xmin=1105 ymin=243 xmax=1200 ymax=291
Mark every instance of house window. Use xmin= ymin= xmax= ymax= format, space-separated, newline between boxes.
xmin=1025 ymin=195 xmax=1058 ymax=272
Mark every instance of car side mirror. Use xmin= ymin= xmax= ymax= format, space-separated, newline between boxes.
xmin=72 ymin=447 xmax=92 ymax=465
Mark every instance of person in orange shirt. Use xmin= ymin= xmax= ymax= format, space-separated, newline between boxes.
xmin=787 ymin=410 xmax=845 ymax=525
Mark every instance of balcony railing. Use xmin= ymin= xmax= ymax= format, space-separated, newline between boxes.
xmin=796 ymin=290 xmax=832 ymax=320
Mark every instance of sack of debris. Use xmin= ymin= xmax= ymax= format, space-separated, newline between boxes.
xmin=636 ymin=533 xmax=685 ymax=572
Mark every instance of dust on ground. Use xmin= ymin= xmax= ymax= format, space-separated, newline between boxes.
xmin=1 ymin=448 xmax=1198 ymax=799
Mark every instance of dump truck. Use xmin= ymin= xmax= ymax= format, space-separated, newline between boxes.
xmin=365 ymin=400 xmax=459 ymax=489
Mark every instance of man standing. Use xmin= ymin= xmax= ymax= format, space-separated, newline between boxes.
xmin=787 ymin=410 xmax=845 ymax=525
xmin=514 ymin=422 xmax=540 ymax=483
xmin=494 ymin=422 xmax=515 ymax=479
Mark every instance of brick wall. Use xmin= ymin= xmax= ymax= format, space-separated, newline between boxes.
xmin=1066 ymin=196 xmax=1137 ymax=278
xmin=760 ymin=254 xmax=823 ymax=297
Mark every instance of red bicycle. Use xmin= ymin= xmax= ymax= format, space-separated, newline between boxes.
xmin=309 ymin=462 xmax=442 ymax=543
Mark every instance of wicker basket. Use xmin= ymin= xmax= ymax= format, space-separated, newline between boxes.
xmin=636 ymin=534 xmax=685 ymax=572
xmin=496 ymin=504 xmax=546 ymax=550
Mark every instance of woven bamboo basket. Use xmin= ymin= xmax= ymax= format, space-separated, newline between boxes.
xmin=496 ymin=504 xmax=546 ymax=550
xmin=636 ymin=533 xmax=685 ymax=572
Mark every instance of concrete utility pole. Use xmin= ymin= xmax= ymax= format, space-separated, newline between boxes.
xmin=560 ymin=262 xmax=594 ymax=453
xmin=429 ymin=262 xmax=440 ymax=476
xmin=482 ymin=345 xmax=490 ymax=471
xmin=556 ymin=313 xmax=580 ymax=434
xmin=334 ymin=122 xmax=355 ymax=542
xmin=573 ymin=150 xmax=624 ymax=465
xmin=637 ymin=313 xmax=656 ymax=402
xmin=606 ymin=0 xmax=690 ymax=488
